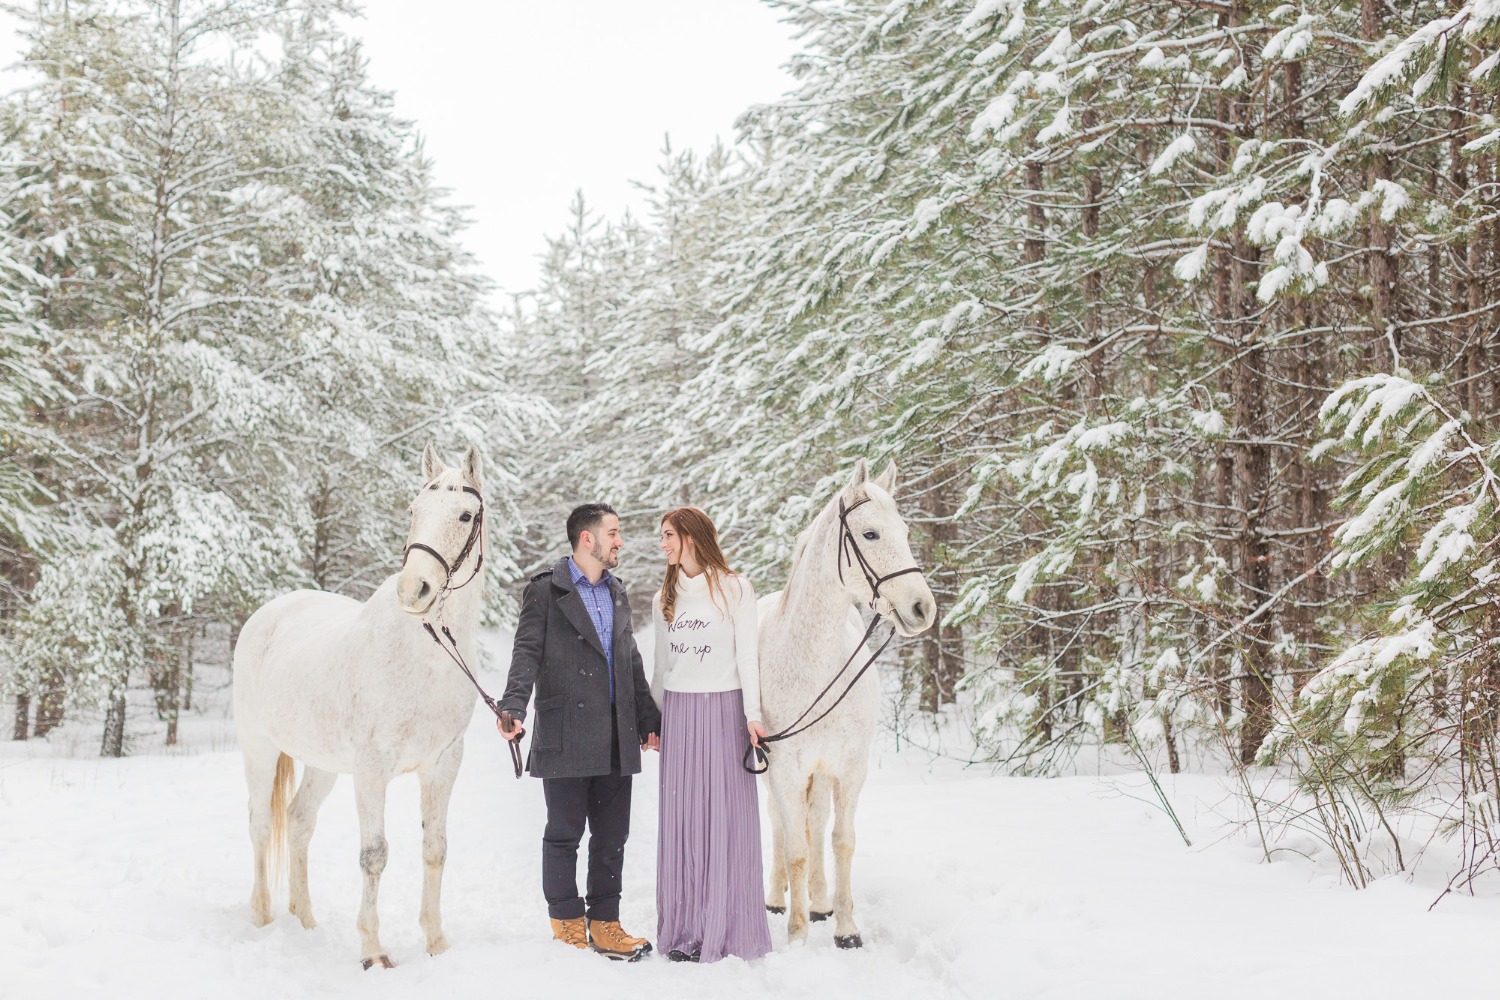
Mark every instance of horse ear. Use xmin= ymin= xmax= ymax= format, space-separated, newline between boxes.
xmin=422 ymin=442 xmax=444 ymax=481
xmin=462 ymin=443 xmax=483 ymax=492
xmin=874 ymin=460 xmax=897 ymax=495
xmin=846 ymin=457 xmax=869 ymax=494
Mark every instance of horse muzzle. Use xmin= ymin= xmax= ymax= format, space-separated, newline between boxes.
xmin=881 ymin=586 xmax=938 ymax=638
xmin=396 ymin=567 xmax=441 ymax=616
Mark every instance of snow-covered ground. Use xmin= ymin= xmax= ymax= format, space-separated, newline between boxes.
xmin=4 ymin=634 xmax=1499 ymax=1000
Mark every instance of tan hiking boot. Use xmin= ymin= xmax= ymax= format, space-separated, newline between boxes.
xmin=587 ymin=918 xmax=652 ymax=961
xmin=551 ymin=916 xmax=588 ymax=950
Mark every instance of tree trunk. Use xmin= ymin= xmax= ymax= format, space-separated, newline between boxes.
xmin=1362 ymin=0 xmax=1399 ymax=369
xmin=918 ymin=477 xmax=963 ymax=712
xmin=12 ymin=693 xmax=29 ymax=741
xmin=34 ymin=680 xmax=65 ymax=737
xmin=163 ymin=641 xmax=185 ymax=747
xmin=101 ymin=688 xmax=127 ymax=758
xmin=182 ymin=626 xmax=197 ymax=712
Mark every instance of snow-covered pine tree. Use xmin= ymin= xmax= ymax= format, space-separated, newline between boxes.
xmin=0 ymin=148 xmax=66 ymax=741
xmin=2 ymin=0 xmax=542 ymax=752
xmin=2 ymin=0 xmax=334 ymax=755
xmin=262 ymin=20 xmax=538 ymax=609
xmin=1260 ymin=1 xmax=1500 ymax=884
xmin=494 ymin=0 xmax=1500 ymax=858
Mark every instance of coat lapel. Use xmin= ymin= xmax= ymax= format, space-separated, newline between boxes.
xmin=552 ymin=559 xmax=608 ymax=661
xmin=609 ymin=577 xmax=629 ymax=649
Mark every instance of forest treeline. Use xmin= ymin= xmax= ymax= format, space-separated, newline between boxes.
xmin=4 ymin=0 xmax=1500 ymax=885
xmin=507 ymin=0 xmax=1500 ymax=886
xmin=0 ymin=0 xmax=542 ymax=756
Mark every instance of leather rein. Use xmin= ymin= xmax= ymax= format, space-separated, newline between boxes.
xmin=405 ymin=484 xmax=525 ymax=780
xmin=743 ymin=495 xmax=922 ymax=774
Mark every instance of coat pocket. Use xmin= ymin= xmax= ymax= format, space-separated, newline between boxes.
xmin=534 ymin=693 xmax=565 ymax=751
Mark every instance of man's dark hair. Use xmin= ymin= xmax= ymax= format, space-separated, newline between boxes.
xmin=567 ymin=503 xmax=618 ymax=550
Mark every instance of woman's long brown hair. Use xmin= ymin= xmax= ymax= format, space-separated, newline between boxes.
xmin=659 ymin=507 xmax=735 ymax=623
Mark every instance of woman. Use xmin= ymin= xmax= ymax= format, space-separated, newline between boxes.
xmin=651 ymin=506 xmax=772 ymax=963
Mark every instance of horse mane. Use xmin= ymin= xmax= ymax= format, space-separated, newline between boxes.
xmin=408 ymin=466 xmax=472 ymax=516
xmin=778 ymin=487 xmax=869 ymax=612
xmin=777 ymin=528 xmax=813 ymax=613
xmin=423 ymin=467 xmax=469 ymax=494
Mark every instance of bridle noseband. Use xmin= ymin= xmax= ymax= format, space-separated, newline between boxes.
xmin=403 ymin=484 xmax=486 ymax=593
xmin=837 ymin=495 xmax=923 ymax=611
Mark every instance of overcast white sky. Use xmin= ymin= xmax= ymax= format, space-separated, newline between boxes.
xmin=0 ymin=1 xmax=801 ymax=299
xmin=352 ymin=1 xmax=801 ymax=298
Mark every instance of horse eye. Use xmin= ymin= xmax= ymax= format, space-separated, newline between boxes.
xmin=862 ymin=530 xmax=879 ymax=541
xmin=459 ymin=512 xmax=473 ymax=523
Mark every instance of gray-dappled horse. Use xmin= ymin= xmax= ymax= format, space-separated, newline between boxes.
xmin=758 ymin=459 xmax=937 ymax=948
xmin=232 ymin=444 xmax=487 ymax=968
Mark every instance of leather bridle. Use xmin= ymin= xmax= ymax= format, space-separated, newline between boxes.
xmin=402 ymin=484 xmax=485 ymax=592
xmin=837 ymin=495 xmax=924 ymax=613
xmin=744 ymin=492 xmax=926 ymax=775
xmin=403 ymin=483 xmax=524 ymax=779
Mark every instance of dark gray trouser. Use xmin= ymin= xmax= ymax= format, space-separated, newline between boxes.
xmin=541 ymin=718 xmax=631 ymax=922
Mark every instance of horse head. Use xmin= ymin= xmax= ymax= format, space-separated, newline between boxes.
xmin=834 ymin=458 xmax=937 ymax=638
xmin=398 ymin=442 xmax=485 ymax=616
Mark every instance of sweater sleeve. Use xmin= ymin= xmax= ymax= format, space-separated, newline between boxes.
xmin=733 ymin=576 xmax=762 ymax=723
xmin=650 ymin=589 xmax=668 ymax=709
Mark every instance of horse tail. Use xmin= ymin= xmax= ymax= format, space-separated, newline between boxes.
xmin=269 ymin=752 xmax=295 ymax=882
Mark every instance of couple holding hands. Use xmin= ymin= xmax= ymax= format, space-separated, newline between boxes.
xmin=496 ymin=503 xmax=770 ymax=964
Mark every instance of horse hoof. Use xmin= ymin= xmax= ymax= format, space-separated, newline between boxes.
xmin=361 ymin=955 xmax=395 ymax=970
xmin=835 ymin=934 xmax=863 ymax=950
xmin=810 ymin=910 xmax=832 ymax=922
xmin=765 ymin=905 xmax=785 ymax=914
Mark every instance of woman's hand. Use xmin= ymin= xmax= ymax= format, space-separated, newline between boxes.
xmin=747 ymin=720 xmax=767 ymax=748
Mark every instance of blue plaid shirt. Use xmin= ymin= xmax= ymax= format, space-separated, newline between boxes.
xmin=568 ymin=557 xmax=616 ymax=703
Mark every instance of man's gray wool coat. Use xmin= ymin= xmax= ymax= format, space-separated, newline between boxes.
xmin=499 ymin=558 xmax=662 ymax=779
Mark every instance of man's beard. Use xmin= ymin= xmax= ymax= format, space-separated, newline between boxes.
xmin=592 ymin=538 xmax=618 ymax=568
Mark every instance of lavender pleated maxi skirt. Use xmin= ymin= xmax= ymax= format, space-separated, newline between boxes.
xmin=657 ymin=689 xmax=773 ymax=963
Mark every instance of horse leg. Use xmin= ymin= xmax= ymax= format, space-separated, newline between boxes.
xmin=353 ymin=763 xmax=394 ymax=968
xmin=241 ymin=742 xmax=282 ymax=927
xmin=830 ymin=764 xmax=868 ymax=948
xmin=807 ymin=772 xmax=834 ymax=921
xmin=771 ymin=768 xmax=814 ymax=944
xmin=287 ymin=765 xmax=338 ymax=929
xmin=418 ymin=739 xmax=463 ymax=956
xmin=764 ymin=790 xmax=788 ymax=914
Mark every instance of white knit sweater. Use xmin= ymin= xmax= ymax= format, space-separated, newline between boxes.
xmin=650 ymin=571 xmax=762 ymax=723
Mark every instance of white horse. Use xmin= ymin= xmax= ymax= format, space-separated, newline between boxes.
xmin=758 ymin=458 xmax=937 ymax=948
xmin=232 ymin=443 xmax=487 ymax=968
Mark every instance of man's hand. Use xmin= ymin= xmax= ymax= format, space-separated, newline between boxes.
xmin=641 ymin=732 xmax=660 ymax=752
xmin=747 ymin=720 xmax=767 ymax=749
xmin=497 ymin=710 xmax=524 ymax=742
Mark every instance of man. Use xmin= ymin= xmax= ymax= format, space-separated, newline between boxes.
xmin=498 ymin=503 xmax=662 ymax=961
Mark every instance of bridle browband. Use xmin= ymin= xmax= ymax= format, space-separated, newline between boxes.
xmin=744 ymin=491 xmax=926 ymax=775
